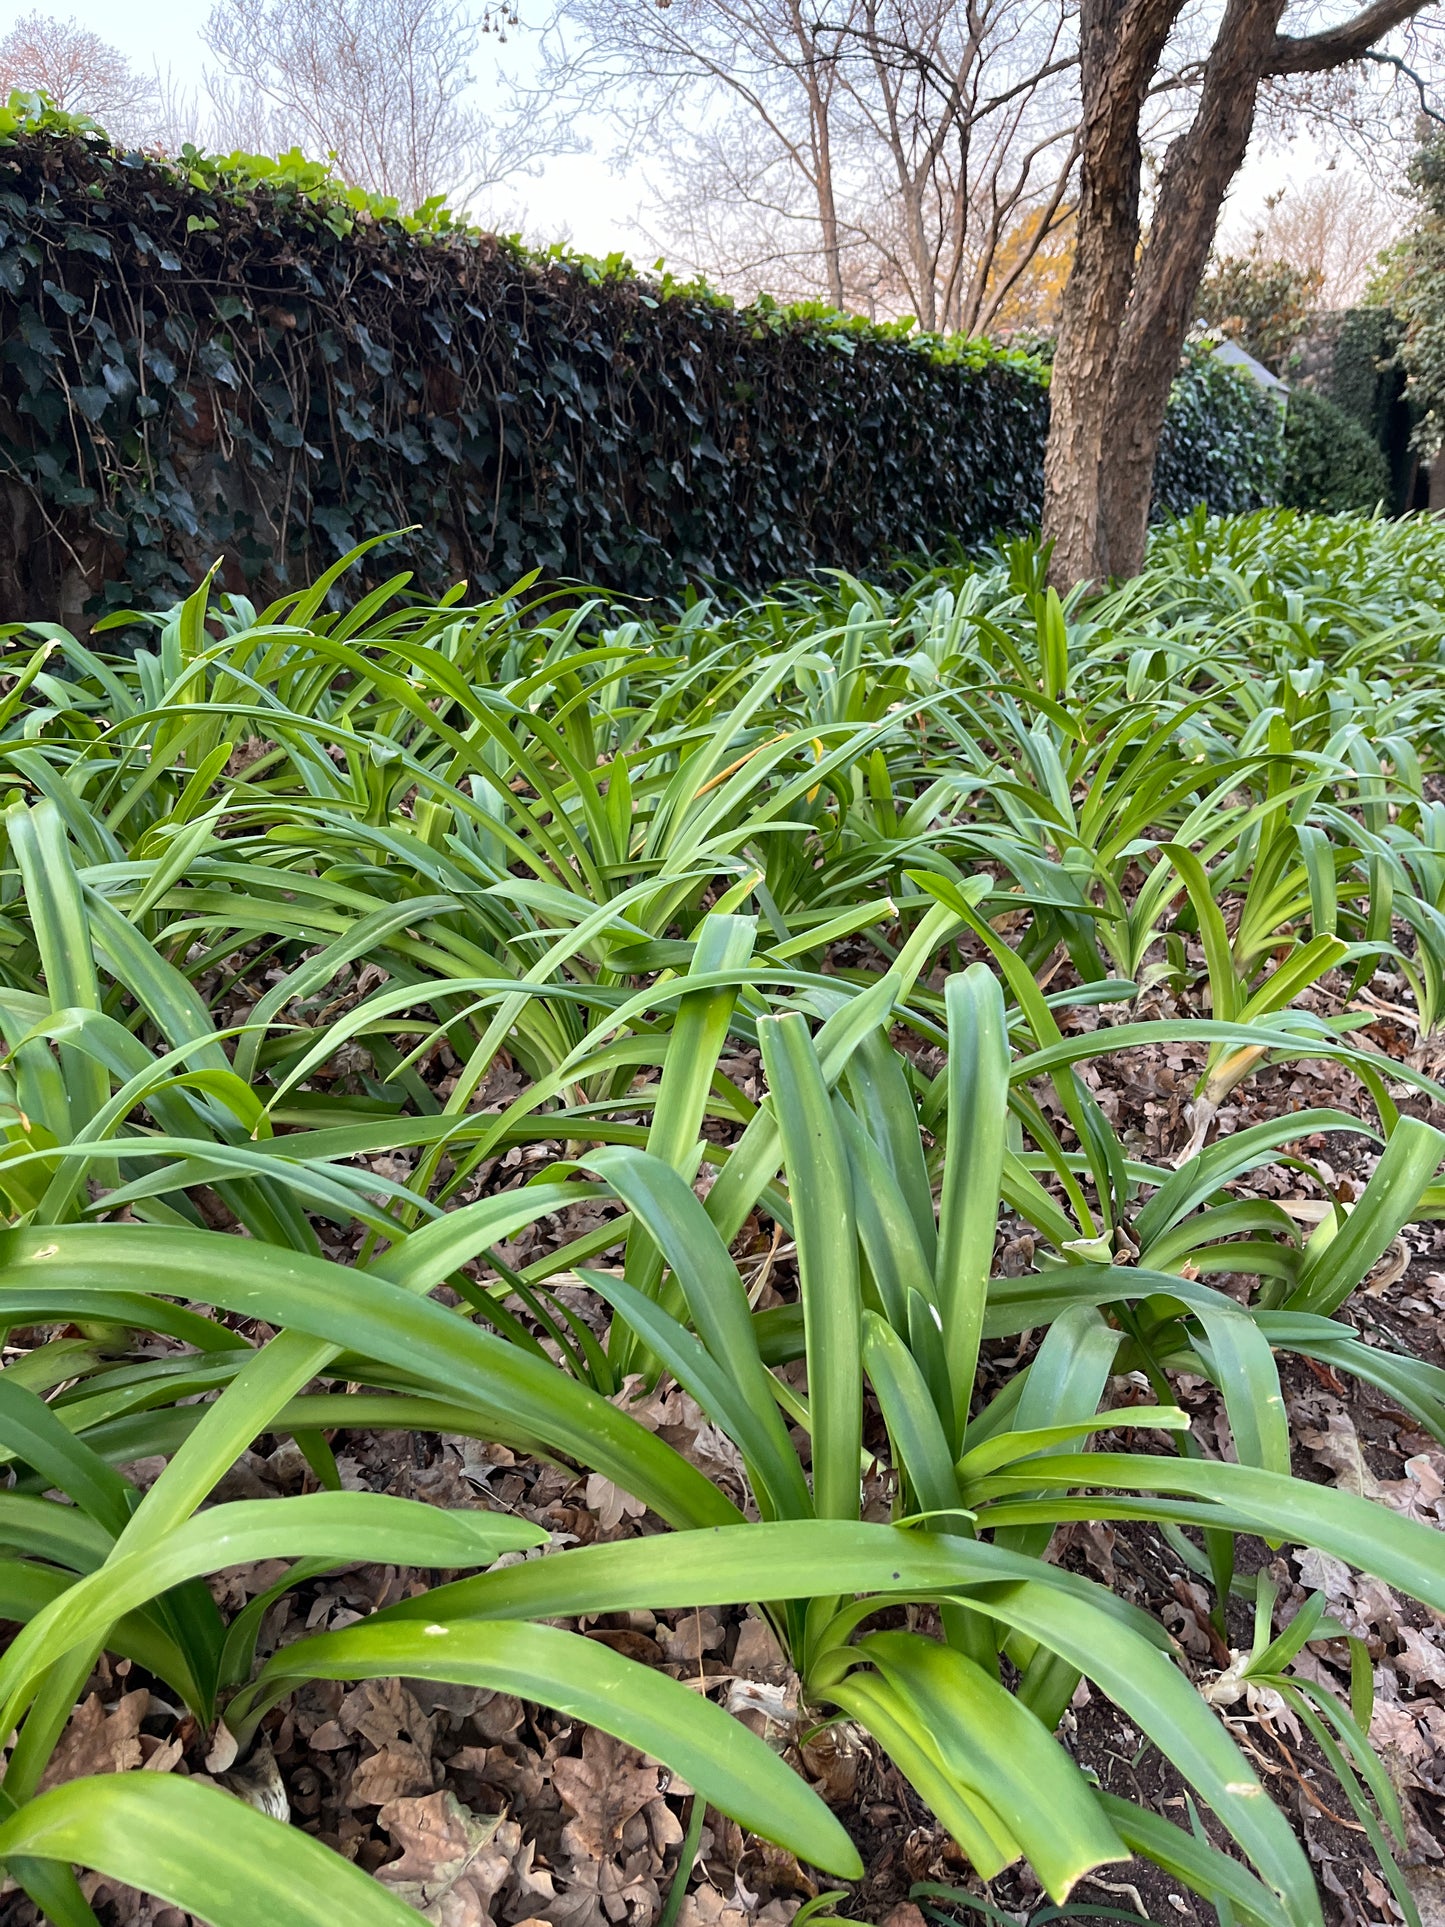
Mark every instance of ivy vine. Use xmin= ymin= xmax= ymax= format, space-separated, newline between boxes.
xmin=0 ymin=106 xmax=1281 ymax=618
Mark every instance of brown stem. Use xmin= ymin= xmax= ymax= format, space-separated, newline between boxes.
xmin=1096 ymin=0 xmax=1285 ymax=579
xmin=1042 ymin=0 xmax=1184 ymax=587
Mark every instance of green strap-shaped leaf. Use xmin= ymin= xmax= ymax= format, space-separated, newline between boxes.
xmin=842 ymin=1024 xmax=936 ymax=1260
xmin=1191 ymin=1299 xmax=1290 ymax=1477
xmin=1290 ymin=1115 xmax=1445 ymax=1315
xmin=0 ymin=1493 xmax=114 ymax=1572
xmin=1092 ymin=1796 xmax=1291 ymax=1927
xmin=0 ymin=1559 xmax=201 ymax=1710
xmin=581 ymin=1146 xmax=810 ymax=1518
xmin=240 ymin=1618 xmax=863 ymax=1877
xmin=862 ymin=1315 xmax=965 ymax=1528
xmin=989 ymin=1305 xmax=1119 ymax=1560
xmin=614 ymin=913 xmax=757 ymax=1368
xmin=1255 ymin=1320 xmax=1445 ymax=1443
xmin=828 ymin=1669 xmax=1017 ymax=1879
xmin=1237 ymin=933 xmax=1348 ymax=1024
xmin=1158 ymin=841 xmax=1242 ymax=1021
xmin=1014 ymin=1020 xmax=1445 ymax=1113
xmin=641 ymin=913 xmax=756 ymax=1172
xmin=1133 ymin=1108 xmax=1369 ymax=1249
xmin=936 ymin=965 xmax=1009 ymax=1447
xmin=1296 ymin=824 xmax=1339 ymax=941
xmin=579 ymin=1261 xmax=807 ymax=1520
xmin=973 ymin=1578 xmax=1319 ymax=1927
xmin=973 ymin=1451 xmax=1445 ymax=1610
xmin=232 ymin=894 xmax=458 ymax=1085
xmin=983 ymin=1260 xmax=1334 ymax=1341
xmin=0 ymin=1223 xmax=736 ymax=1532
xmin=836 ymin=1101 xmax=937 ymax=1330
xmin=758 ymin=1011 xmax=862 ymax=1521
xmin=7 ymin=801 xmax=108 ymax=1140
xmin=0 ymin=1493 xmax=545 ymax=1734
xmin=704 ymin=901 xmax=965 ymax=1244
xmin=956 ymin=1408 xmax=1189 ymax=1484
xmin=368 ymin=1519 xmax=1171 ymax=1650
xmin=0 ymin=1372 xmax=135 ymax=1536
xmin=1142 ymin=1196 xmax=1302 ymax=1272
xmin=0 ymin=1776 xmax=100 ymax=1927
xmin=0 ymin=1290 xmax=244 ymax=1354
xmin=0 ymin=1774 xmax=419 ymax=1924
xmin=80 ymin=885 xmax=233 ymax=1074
xmin=858 ymin=1629 xmax=1127 ymax=1899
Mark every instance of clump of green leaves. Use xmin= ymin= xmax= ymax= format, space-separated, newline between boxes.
xmin=1 ymin=518 xmax=1445 ymax=1924
xmin=1377 ymin=128 xmax=1445 ymax=454
xmin=1196 ymin=249 xmax=1324 ymax=375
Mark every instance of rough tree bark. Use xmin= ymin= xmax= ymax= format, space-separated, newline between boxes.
xmin=1041 ymin=0 xmax=1182 ymax=589
xmin=1042 ymin=0 xmax=1435 ymax=589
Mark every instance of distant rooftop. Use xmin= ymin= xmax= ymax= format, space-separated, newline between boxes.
xmin=1207 ymin=334 xmax=1290 ymax=401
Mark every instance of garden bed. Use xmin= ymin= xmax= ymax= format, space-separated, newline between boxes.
xmin=5 ymin=508 xmax=1445 ymax=1927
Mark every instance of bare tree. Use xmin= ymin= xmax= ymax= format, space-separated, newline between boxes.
xmin=576 ymin=0 xmax=857 ymax=305
xmin=643 ymin=116 xmax=849 ymax=304
xmin=0 ymin=11 xmax=163 ymax=142
xmin=1042 ymin=0 xmax=1442 ymax=590
xmin=202 ymin=0 xmax=576 ymax=210
xmin=562 ymin=0 xmax=1080 ymax=330
xmin=1221 ymin=165 xmax=1403 ymax=303
xmin=812 ymin=0 xmax=1079 ymax=330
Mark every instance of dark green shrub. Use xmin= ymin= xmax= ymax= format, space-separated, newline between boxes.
xmin=1281 ymin=387 xmax=1392 ymax=514
xmin=1328 ymin=308 xmax=1403 ymax=441
xmin=1154 ymin=348 xmax=1285 ymax=519
xmin=1303 ymin=308 xmax=1415 ymax=513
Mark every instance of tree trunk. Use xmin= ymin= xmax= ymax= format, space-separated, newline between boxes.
xmin=1041 ymin=0 xmax=1439 ymax=588
xmin=903 ymin=182 xmax=938 ymax=330
xmin=1041 ymin=0 xmax=1182 ymax=588
xmin=818 ymin=174 xmax=847 ymax=311
xmin=1093 ymin=0 xmax=1285 ymax=578
xmin=811 ymin=92 xmax=847 ymax=311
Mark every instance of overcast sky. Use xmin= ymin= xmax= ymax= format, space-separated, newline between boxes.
xmin=7 ymin=0 xmax=1326 ymax=271
xmin=6 ymin=0 xmax=654 ymax=249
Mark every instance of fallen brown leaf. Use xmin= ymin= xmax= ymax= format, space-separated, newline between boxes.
xmin=678 ymin=1891 xmax=798 ymax=1927
xmin=350 ymin=1740 xmax=438 ymax=1807
xmin=376 ymin=1790 xmax=514 ymax=1927
xmin=732 ymin=1616 xmax=788 ymax=1682
xmin=583 ymin=1473 xmax=648 ymax=1533
xmin=39 ymin=1690 xmax=148 ymax=1791
xmin=551 ymin=1727 xmax=669 ymax=1860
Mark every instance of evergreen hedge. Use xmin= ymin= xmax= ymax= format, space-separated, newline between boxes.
xmin=1281 ymin=388 xmax=1393 ymax=516
xmin=0 ymin=103 xmax=1282 ymax=618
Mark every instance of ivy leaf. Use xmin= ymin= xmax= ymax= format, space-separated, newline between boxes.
xmin=62 ymin=225 xmax=112 ymax=259
xmin=70 ymin=385 xmax=111 ymax=423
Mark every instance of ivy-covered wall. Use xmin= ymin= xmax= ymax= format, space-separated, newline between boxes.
xmin=1291 ymin=308 xmax=1417 ymax=512
xmin=0 ymin=117 xmax=1282 ymax=621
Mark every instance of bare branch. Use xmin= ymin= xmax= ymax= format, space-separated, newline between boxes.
xmin=0 ymin=10 xmax=165 ymax=142
xmin=202 ymin=0 xmax=577 ymax=208
xmin=1359 ymin=45 xmax=1445 ymax=121
xmin=562 ymin=0 xmax=1080 ymax=329
xmin=1268 ymin=0 xmax=1434 ymax=77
